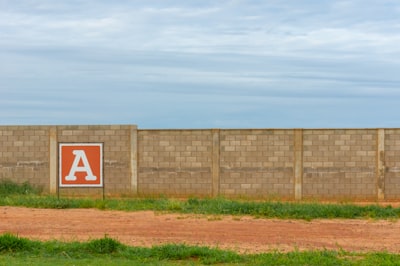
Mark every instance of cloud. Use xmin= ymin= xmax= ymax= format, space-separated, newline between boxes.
xmin=2 ymin=0 xmax=399 ymax=55
xmin=1 ymin=0 xmax=400 ymax=128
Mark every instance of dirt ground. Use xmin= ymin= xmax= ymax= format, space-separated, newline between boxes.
xmin=1 ymin=206 xmax=400 ymax=254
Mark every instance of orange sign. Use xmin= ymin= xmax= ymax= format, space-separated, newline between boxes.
xmin=59 ymin=143 xmax=103 ymax=187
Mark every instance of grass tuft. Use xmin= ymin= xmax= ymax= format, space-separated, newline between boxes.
xmin=86 ymin=235 xmax=122 ymax=254
xmin=0 ymin=180 xmax=40 ymax=196
xmin=151 ymin=244 xmax=243 ymax=264
xmin=0 ymin=233 xmax=39 ymax=253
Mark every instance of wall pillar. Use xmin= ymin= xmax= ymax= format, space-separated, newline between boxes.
xmin=49 ymin=126 xmax=57 ymax=194
xmin=130 ymin=125 xmax=138 ymax=195
xmin=294 ymin=129 xmax=303 ymax=200
xmin=377 ymin=128 xmax=385 ymax=201
xmin=212 ymin=129 xmax=220 ymax=197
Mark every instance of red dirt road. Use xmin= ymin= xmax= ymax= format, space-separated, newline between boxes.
xmin=1 ymin=206 xmax=400 ymax=253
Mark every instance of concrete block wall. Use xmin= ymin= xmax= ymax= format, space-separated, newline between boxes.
xmin=0 ymin=125 xmax=136 ymax=197
xmin=303 ymin=129 xmax=377 ymax=200
xmin=1 ymin=125 xmax=400 ymax=200
xmin=0 ymin=126 xmax=50 ymax=190
xmin=219 ymin=129 xmax=294 ymax=198
xmin=57 ymin=125 xmax=134 ymax=196
xmin=138 ymin=130 xmax=213 ymax=196
xmin=385 ymin=129 xmax=400 ymax=200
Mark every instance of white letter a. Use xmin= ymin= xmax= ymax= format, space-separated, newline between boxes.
xmin=65 ymin=150 xmax=97 ymax=181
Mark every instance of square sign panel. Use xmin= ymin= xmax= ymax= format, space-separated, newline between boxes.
xmin=59 ymin=143 xmax=103 ymax=187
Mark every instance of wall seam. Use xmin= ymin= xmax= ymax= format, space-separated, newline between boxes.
xmin=49 ymin=126 xmax=57 ymax=194
xmin=130 ymin=125 xmax=138 ymax=195
xmin=294 ymin=129 xmax=303 ymax=200
xmin=376 ymin=128 xmax=385 ymax=201
xmin=212 ymin=129 xmax=220 ymax=197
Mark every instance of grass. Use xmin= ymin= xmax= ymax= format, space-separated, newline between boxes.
xmin=2 ymin=181 xmax=400 ymax=264
xmin=1 ymin=180 xmax=400 ymax=220
xmin=1 ymin=194 xmax=400 ymax=220
xmin=1 ymin=234 xmax=400 ymax=266
xmin=0 ymin=179 xmax=40 ymax=196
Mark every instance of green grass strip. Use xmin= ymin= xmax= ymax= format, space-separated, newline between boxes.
xmin=1 ymin=195 xmax=400 ymax=220
xmin=1 ymin=180 xmax=400 ymax=220
xmin=1 ymin=234 xmax=400 ymax=266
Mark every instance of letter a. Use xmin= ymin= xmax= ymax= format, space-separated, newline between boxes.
xmin=65 ymin=150 xmax=97 ymax=181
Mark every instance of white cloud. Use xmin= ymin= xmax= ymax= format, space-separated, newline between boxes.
xmin=1 ymin=0 xmax=400 ymax=128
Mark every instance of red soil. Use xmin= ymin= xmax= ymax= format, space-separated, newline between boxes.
xmin=1 ymin=206 xmax=400 ymax=253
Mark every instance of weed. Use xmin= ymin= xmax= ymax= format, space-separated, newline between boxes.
xmin=0 ymin=233 xmax=39 ymax=253
xmin=86 ymin=235 xmax=122 ymax=254
xmin=166 ymin=199 xmax=183 ymax=211
xmin=0 ymin=180 xmax=40 ymax=196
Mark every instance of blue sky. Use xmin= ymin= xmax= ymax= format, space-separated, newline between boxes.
xmin=1 ymin=0 xmax=400 ymax=129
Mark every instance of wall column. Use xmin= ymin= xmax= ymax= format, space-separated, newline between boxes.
xmin=294 ymin=129 xmax=303 ymax=200
xmin=212 ymin=129 xmax=220 ymax=197
xmin=377 ymin=128 xmax=385 ymax=201
xmin=130 ymin=125 xmax=138 ymax=195
xmin=49 ymin=126 xmax=57 ymax=194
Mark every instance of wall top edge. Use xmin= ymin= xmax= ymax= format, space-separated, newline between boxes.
xmin=0 ymin=124 xmax=137 ymax=128
xmin=1 ymin=125 xmax=399 ymax=130
xmin=139 ymin=127 xmax=400 ymax=131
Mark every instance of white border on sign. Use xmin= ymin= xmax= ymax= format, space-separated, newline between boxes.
xmin=59 ymin=143 xmax=104 ymax=188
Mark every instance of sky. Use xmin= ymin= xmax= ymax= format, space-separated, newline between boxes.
xmin=1 ymin=0 xmax=400 ymax=129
